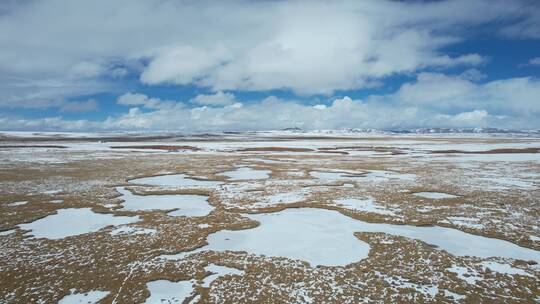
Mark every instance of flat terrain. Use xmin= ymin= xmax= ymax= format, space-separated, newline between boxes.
xmin=0 ymin=132 xmax=539 ymax=303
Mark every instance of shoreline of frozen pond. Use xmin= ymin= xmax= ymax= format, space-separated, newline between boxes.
xmin=160 ymin=208 xmax=540 ymax=267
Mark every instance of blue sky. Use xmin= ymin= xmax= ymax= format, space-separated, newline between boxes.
xmin=1 ymin=0 xmax=539 ymax=131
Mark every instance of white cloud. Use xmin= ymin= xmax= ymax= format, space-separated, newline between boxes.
xmin=499 ymin=3 xmax=540 ymax=39
xmin=0 ymin=0 xmax=538 ymax=131
xmin=459 ymin=69 xmax=487 ymax=81
xmin=68 ymin=62 xmax=105 ymax=78
xmin=0 ymin=0 xmax=535 ymax=102
xmin=192 ymin=91 xmax=237 ymax=106
xmin=116 ymin=93 xmax=173 ymax=110
xmin=0 ymin=75 xmax=110 ymax=109
xmin=4 ymin=91 xmax=536 ymax=132
xmin=426 ymin=54 xmax=486 ymax=67
xmin=528 ymin=57 xmax=540 ymax=66
xmin=393 ymin=73 xmax=540 ymax=114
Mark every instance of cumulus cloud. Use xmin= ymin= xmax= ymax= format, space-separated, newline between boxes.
xmin=393 ymin=73 xmax=540 ymax=114
xmin=3 ymin=91 xmax=537 ymax=132
xmin=0 ymin=0 xmax=536 ymax=102
xmin=192 ymin=91 xmax=237 ymax=106
xmin=116 ymin=93 xmax=174 ymax=110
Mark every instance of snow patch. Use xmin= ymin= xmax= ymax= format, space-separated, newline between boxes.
xmin=447 ymin=265 xmax=482 ymax=285
xmin=7 ymin=201 xmax=28 ymax=207
xmin=110 ymin=226 xmax=156 ymax=236
xmin=413 ymin=192 xmax=458 ymax=199
xmin=481 ymin=261 xmax=532 ymax=277
xmin=218 ymin=167 xmax=270 ymax=180
xmin=334 ymin=197 xmax=396 ymax=216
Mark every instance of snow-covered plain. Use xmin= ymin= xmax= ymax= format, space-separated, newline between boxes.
xmin=2 ymin=131 xmax=539 ymax=302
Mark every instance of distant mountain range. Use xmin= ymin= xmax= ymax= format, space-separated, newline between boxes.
xmin=280 ymin=127 xmax=540 ymax=136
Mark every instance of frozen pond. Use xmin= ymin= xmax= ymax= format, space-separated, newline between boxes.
xmin=161 ymin=208 xmax=540 ymax=267
xmin=217 ymin=167 xmax=271 ymax=180
xmin=144 ymin=264 xmax=243 ymax=303
xmin=117 ymin=187 xmax=214 ymax=217
xmin=58 ymin=290 xmax=109 ymax=304
xmin=18 ymin=208 xmax=140 ymax=239
xmin=129 ymin=173 xmax=222 ymax=188
xmin=413 ymin=192 xmax=458 ymax=199
xmin=145 ymin=279 xmax=195 ymax=304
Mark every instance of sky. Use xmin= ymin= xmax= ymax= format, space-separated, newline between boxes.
xmin=0 ymin=0 xmax=539 ymax=132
